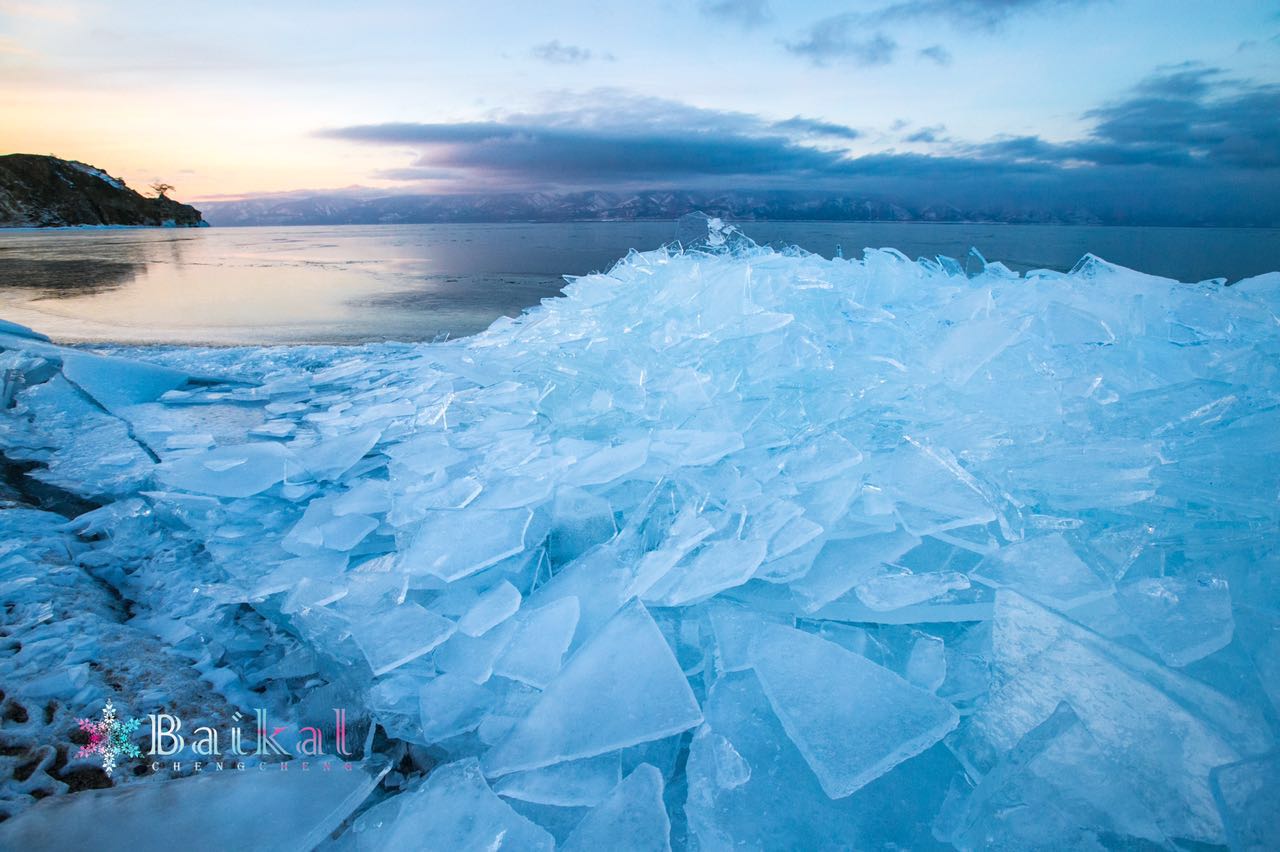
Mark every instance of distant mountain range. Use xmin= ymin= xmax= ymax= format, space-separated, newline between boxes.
xmin=0 ymin=154 xmax=205 ymax=228
xmin=199 ymin=189 xmax=1116 ymax=227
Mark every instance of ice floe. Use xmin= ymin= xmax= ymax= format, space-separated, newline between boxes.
xmin=1 ymin=216 xmax=1277 ymax=847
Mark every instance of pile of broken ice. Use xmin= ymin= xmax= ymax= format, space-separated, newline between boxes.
xmin=1 ymin=219 xmax=1278 ymax=849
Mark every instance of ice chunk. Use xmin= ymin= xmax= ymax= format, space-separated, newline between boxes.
xmin=750 ymin=623 xmax=958 ymax=798
xmin=400 ymin=508 xmax=533 ymax=581
xmin=649 ymin=429 xmax=743 ymax=466
xmin=332 ymin=479 xmax=391 ymax=516
xmin=0 ymin=318 xmax=50 ymax=340
xmin=350 ymin=602 xmax=456 ymax=676
xmin=419 ymin=673 xmax=494 ymax=740
xmin=812 ymin=583 xmax=995 ymax=625
xmin=157 ymin=442 xmax=294 ymax=498
xmin=1232 ymin=269 xmax=1280 ymax=292
xmin=386 ymin=433 xmax=467 ymax=475
xmin=529 ymin=545 xmax=638 ymax=653
xmin=675 ymin=210 xmax=738 ymax=247
xmin=433 ymin=620 xmax=515 ymax=683
xmin=940 ymin=702 xmax=1165 ymax=850
xmin=163 ymin=432 xmax=214 ymax=450
xmin=562 ymin=438 xmax=649 ymax=486
xmin=293 ymin=426 xmax=382 ymax=481
xmin=854 ymin=569 xmax=969 ymax=611
xmin=927 ymin=314 xmax=1032 ymax=385
xmin=5 ymin=373 xmax=154 ymax=497
xmin=883 ymin=441 xmax=997 ymax=535
xmin=249 ymin=419 xmax=296 ymax=438
xmin=708 ymin=732 xmax=752 ymax=788
xmin=562 ymin=764 xmax=671 ymax=852
xmin=60 ymin=351 xmax=191 ymax=413
xmin=1004 ymin=441 xmax=1159 ymax=510
xmin=1042 ymin=300 xmax=1116 ymax=345
xmin=459 ymin=579 xmax=522 ymax=637
xmin=252 ymin=551 xmax=347 ymax=597
xmin=708 ymin=601 xmax=790 ymax=674
xmin=971 ymin=533 xmax=1112 ymax=610
xmin=1210 ymin=751 xmax=1280 ymax=852
xmin=766 ymin=514 xmax=823 ymax=561
xmin=285 ymin=499 xmax=379 ymax=553
xmin=323 ymin=512 xmax=380 ymax=550
xmin=685 ymin=671 xmax=959 ymax=850
xmin=955 ymin=591 xmax=1272 ymax=843
xmin=624 ymin=505 xmax=716 ymax=599
xmin=1235 ymin=604 xmax=1280 ymax=717
xmin=394 ymin=476 xmax=484 ymax=521
xmin=548 ymin=486 xmax=617 ymax=564
xmin=789 ymin=528 xmax=920 ymax=612
xmin=1117 ymin=574 xmax=1234 ymax=667
xmin=484 ymin=600 xmax=702 ymax=776
xmin=0 ymin=759 xmax=387 ymax=852
xmin=782 ymin=433 xmax=863 ymax=484
xmin=352 ymin=758 xmax=553 ymax=850
xmin=643 ymin=538 xmax=768 ymax=606
xmin=494 ymin=752 xmax=622 ymax=807
xmin=905 ymin=632 xmax=947 ymax=692
xmin=492 ymin=596 xmax=580 ymax=688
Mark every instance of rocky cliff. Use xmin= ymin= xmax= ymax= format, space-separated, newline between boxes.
xmin=0 ymin=154 xmax=205 ymax=227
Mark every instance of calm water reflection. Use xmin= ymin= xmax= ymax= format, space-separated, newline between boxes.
xmin=0 ymin=222 xmax=1276 ymax=345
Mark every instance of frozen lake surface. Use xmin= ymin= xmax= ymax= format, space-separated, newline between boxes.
xmin=0 ymin=218 xmax=1277 ymax=848
xmin=0 ymin=221 xmax=1277 ymax=344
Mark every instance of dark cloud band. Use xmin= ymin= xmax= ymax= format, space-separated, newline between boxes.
xmin=317 ymin=70 xmax=1280 ymax=225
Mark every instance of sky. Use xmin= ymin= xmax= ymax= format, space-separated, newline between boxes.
xmin=2 ymin=0 xmax=1278 ymax=222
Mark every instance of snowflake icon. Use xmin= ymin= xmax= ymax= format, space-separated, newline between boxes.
xmin=76 ymin=699 xmax=141 ymax=776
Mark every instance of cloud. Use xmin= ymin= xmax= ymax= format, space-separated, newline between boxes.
xmin=863 ymin=0 xmax=1099 ymax=30
xmin=785 ymin=15 xmax=897 ymax=67
xmin=919 ymin=44 xmax=952 ymax=65
xmin=530 ymin=40 xmax=610 ymax=64
xmin=323 ymin=128 xmax=844 ymax=187
xmin=904 ymin=124 xmax=947 ymax=143
xmin=318 ymin=70 xmax=1280 ymax=225
xmin=320 ymin=93 xmax=858 ymax=189
xmin=771 ymin=116 xmax=861 ymax=139
xmin=698 ymin=0 xmax=772 ymax=29
xmin=964 ymin=65 xmax=1280 ymax=170
xmin=787 ymin=0 xmax=1098 ymax=68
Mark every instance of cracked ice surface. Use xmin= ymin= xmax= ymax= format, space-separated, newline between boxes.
xmin=1 ymin=219 xmax=1278 ymax=848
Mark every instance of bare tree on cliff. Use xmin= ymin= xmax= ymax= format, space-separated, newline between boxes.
xmin=150 ymin=182 xmax=175 ymax=198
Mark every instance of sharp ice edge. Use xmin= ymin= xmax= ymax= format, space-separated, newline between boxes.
xmin=0 ymin=218 xmax=1277 ymax=848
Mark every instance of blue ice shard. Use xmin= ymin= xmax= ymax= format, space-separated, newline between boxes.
xmin=484 ymin=600 xmax=702 ymax=776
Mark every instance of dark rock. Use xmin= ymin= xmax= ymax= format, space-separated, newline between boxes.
xmin=0 ymin=154 xmax=205 ymax=228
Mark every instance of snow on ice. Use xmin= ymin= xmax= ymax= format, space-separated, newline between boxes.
xmin=1 ymin=217 xmax=1278 ymax=848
